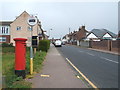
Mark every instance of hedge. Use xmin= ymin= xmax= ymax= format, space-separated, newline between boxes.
xmin=38 ymin=40 xmax=50 ymax=52
xmin=1 ymin=43 xmax=13 ymax=47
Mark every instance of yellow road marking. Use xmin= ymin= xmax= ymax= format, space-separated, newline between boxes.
xmin=40 ymin=74 xmax=50 ymax=77
xmin=66 ymin=58 xmax=98 ymax=89
xmin=77 ymin=75 xmax=80 ymax=79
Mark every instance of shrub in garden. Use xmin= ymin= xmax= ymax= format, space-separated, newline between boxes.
xmin=38 ymin=39 xmax=50 ymax=52
xmin=1 ymin=43 xmax=13 ymax=47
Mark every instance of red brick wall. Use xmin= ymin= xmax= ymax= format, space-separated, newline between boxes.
xmin=76 ymin=29 xmax=86 ymax=40
xmin=111 ymin=40 xmax=120 ymax=53
xmin=91 ymin=40 xmax=120 ymax=53
xmin=91 ymin=40 xmax=109 ymax=51
xmin=0 ymin=35 xmax=10 ymax=43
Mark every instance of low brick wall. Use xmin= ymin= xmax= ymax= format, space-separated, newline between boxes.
xmin=111 ymin=40 xmax=120 ymax=53
xmin=72 ymin=41 xmax=77 ymax=45
xmin=73 ymin=40 xmax=119 ymax=53
xmin=90 ymin=40 xmax=120 ymax=53
xmin=91 ymin=40 xmax=109 ymax=51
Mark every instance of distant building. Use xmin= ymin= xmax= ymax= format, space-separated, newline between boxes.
xmin=0 ymin=21 xmax=13 ymax=43
xmin=76 ymin=26 xmax=89 ymax=41
xmin=64 ymin=26 xmax=89 ymax=45
xmin=86 ymin=29 xmax=117 ymax=41
xmin=62 ymin=34 xmax=70 ymax=43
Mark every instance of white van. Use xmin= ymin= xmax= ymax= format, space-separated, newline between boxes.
xmin=54 ymin=40 xmax=62 ymax=47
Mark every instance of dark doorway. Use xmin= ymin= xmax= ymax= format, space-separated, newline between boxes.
xmin=32 ymin=36 xmax=37 ymax=47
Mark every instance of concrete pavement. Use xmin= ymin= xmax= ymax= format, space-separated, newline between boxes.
xmin=27 ymin=44 xmax=87 ymax=88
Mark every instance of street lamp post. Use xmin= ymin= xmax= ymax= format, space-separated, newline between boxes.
xmin=49 ymin=29 xmax=52 ymax=39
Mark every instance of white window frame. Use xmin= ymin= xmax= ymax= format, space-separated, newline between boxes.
xmin=0 ymin=26 xmax=10 ymax=35
xmin=0 ymin=37 xmax=6 ymax=42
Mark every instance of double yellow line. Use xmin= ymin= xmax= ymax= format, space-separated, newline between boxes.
xmin=66 ymin=58 xmax=98 ymax=89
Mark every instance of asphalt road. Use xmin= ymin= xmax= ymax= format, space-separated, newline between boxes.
xmin=56 ymin=45 xmax=118 ymax=88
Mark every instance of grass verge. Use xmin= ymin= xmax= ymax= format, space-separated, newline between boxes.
xmin=2 ymin=47 xmax=46 ymax=88
xmin=26 ymin=50 xmax=46 ymax=74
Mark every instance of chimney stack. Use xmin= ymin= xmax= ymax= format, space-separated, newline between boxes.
xmin=81 ymin=26 xmax=85 ymax=29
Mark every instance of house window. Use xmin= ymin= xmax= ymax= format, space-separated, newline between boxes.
xmin=0 ymin=37 xmax=6 ymax=42
xmin=28 ymin=26 xmax=32 ymax=31
xmin=0 ymin=26 xmax=9 ymax=35
xmin=16 ymin=26 xmax=21 ymax=30
xmin=6 ymin=28 xmax=8 ymax=34
xmin=2 ymin=27 xmax=5 ymax=34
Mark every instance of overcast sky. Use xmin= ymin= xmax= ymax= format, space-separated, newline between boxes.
xmin=0 ymin=0 xmax=119 ymax=39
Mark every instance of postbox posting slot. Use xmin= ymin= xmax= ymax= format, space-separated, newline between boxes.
xmin=22 ymin=43 xmax=26 ymax=47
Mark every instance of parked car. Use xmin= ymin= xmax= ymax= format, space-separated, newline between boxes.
xmin=54 ymin=40 xmax=62 ymax=47
xmin=62 ymin=41 xmax=65 ymax=45
xmin=62 ymin=39 xmax=67 ymax=45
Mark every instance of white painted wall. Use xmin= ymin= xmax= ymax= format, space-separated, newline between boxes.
xmin=86 ymin=33 xmax=98 ymax=39
xmin=77 ymin=40 xmax=79 ymax=46
xmin=103 ymin=33 xmax=112 ymax=38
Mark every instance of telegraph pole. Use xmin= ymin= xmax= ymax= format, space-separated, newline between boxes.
xmin=69 ymin=28 xmax=70 ymax=34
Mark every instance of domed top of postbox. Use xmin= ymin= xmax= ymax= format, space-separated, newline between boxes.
xmin=13 ymin=38 xmax=27 ymax=41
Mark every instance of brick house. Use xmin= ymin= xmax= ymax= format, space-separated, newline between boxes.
xmin=68 ymin=26 xmax=88 ymax=45
xmin=10 ymin=11 xmax=44 ymax=46
xmin=0 ymin=21 xmax=13 ymax=43
xmin=76 ymin=26 xmax=89 ymax=41
xmin=69 ymin=31 xmax=77 ymax=44
xmin=62 ymin=26 xmax=88 ymax=45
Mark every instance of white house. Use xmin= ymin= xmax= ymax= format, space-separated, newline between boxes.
xmin=86 ymin=29 xmax=117 ymax=41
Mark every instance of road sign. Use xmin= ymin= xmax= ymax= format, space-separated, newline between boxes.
xmin=27 ymin=16 xmax=37 ymax=26
xmin=27 ymin=15 xmax=37 ymax=75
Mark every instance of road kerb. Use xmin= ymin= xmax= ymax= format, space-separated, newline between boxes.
xmin=66 ymin=58 xmax=98 ymax=89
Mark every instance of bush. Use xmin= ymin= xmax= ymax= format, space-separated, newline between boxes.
xmin=1 ymin=43 xmax=13 ymax=47
xmin=38 ymin=40 xmax=50 ymax=52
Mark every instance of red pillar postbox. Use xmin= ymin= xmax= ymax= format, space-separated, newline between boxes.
xmin=13 ymin=38 xmax=27 ymax=78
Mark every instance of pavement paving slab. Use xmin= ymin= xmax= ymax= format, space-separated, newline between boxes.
xmin=27 ymin=44 xmax=87 ymax=88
